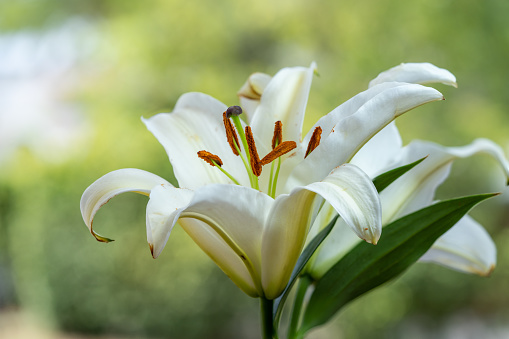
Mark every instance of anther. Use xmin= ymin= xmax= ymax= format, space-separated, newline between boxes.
xmin=223 ymin=112 xmax=240 ymax=156
xmin=305 ymin=126 xmax=322 ymax=158
xmin=261 ymin=141 xmax=297 ymax=165
xmin=197 ymin=150 xmax=223 ymax=167
xmin=272 ymin=121 xmax=282 ymax=150
xmin=245 ymin=126 xmax=262 ymax=176
xmin=225 ymin=105 xmax=243 ymax=118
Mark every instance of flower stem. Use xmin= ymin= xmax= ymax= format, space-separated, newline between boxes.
xmin=260 ymin=297 xmax=274 ymax=339
xmin=288 ymin=275 xmax=312 ymax=339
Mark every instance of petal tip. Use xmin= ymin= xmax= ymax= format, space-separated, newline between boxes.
xmin=485 ymin=264 xmax=496 ymax=277
xmin=92 ymin=231 xmax=114 ymax=243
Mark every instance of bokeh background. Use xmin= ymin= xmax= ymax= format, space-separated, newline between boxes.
xmin=1 ymin=0 xmax=509 ymax=338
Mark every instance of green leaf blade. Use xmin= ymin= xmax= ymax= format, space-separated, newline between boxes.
xmin=373 ymin=156 xmax=427 ymax=193
xmin=300 ymin=193 xmax=497 ymax=334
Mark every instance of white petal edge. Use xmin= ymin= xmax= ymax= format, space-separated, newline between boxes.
xmin=250 ymin=62 xmax=316 ymax=151
xmin=80 ymin=168 xmax=170 ymax=242
xmin=369 ymin=62 xmax=457 ymax=88
xmin=147 ymin=183 xmax=272 ymax=297
xmin=288 ymin=83 xmax=444 ymax=188
xmin=142 ymin=92 xmax=250 ymax=189
xmin=380 ymin=138 xmax=509 ymax=224
xmin=419 ymin=215 xmax=496 ymax=276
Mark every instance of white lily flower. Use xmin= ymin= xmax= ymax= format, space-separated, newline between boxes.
xmin=81 ymin=62 xmax=447 ymax=299
xmin=307 ymin=63 xmax=509 ymax=279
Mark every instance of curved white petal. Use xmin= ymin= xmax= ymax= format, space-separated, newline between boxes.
xmin=303 ymin=82 xmax=408 ymax=146
xmin=237 ymin=72 xmax=272 ymax=122
xmin=381 ymin=138 xmax=509 ymax=224
xmin=261 ymin=164 xmax=380 ymax=298
xmin=80 ymin=168 xmax=170 ymax=242
xmin=145 ymin=184 xmax=194 ymax=256
xmin=250 ymin=63 xmax=316 ymax=151
xmin=147 ymin=183 xmax=272 ymax=297
xmin=369 ymin=62 xmax=457 ymax=88
xmin=289 ymin=83 xmax=444 ymax=188
xmin=142 ymin=92 xmax=249 ymax=189
xmin=420 ymin=215 xmax=496 ymax=276
xmin=306 ymin=164 xmax=382 ymax=244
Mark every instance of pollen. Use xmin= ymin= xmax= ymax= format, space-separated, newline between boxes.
xmin=272 ymin=121 xmax=283 ymax=149
xmin=305 ymin=126 xmax=322 ymax=158
xmin=261 ymin=141 xmax=297 ymax=165
xmin=245 ymin=126 xmax=262 ymax=176
xmin=197 ymin=150 xmax=223 ymax=167
xmin=223 ymin=112 xmax=240 ymax=156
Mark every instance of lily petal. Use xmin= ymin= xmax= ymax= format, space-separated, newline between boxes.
xmin=147 ymin=183 xmax=272 ymax=297
xmin=262 ymin=163 xmax=381 ymax=299
xmin=305 ymin=164 xmax=382 ymax=244
xmin=142 ymin=92 xmax=249 ymax=189
xmin=381 ymin=138 xmax=509 ymax=224
xmin=419 ymin=215 xmax=496 ymax=276
xmin=261 ymin=186 xmax=322 ymax=299
xmin=289 ymin=83 xmax=444 ymax=188
xmin=80 ymin=168 xmax=170 ymax=242
xmin=237 ymin=72 xmax=272 ymax=122
xmin=250 ymin=63 xmax=316 ymax=152
xmin=369 ymin=62 xmax=457 ymax=88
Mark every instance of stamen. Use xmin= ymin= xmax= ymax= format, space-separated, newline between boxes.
xmin=197 ymin=150 xmax=241 ymax=185
xmin=272 ymin=121 xmax=282 ymax=150
xmin=223 ymin=112 xmax=240 ymax=156
xmin=261 ymin=141 xmax=297 ymax=165
xmin=225 ymin=105 xmax=243 ymax=118
xmin=197 ymin=150 xmax=223 ymax=167
xmin=245 ymin=126 xmax=262 ymax=177
xmin=305 ymin=126 xmax=322 ymax=158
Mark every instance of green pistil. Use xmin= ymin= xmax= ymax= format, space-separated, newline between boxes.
xmin=267 ymin=137 xmax=281 ymax=198
xmin=231 ymin=115 xmax=259 ymax=189
xmin=211 ymin=160 xmax=241 ymax=185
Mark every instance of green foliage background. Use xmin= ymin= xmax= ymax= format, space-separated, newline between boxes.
xmin=1 ymin=0 xmax=509 ymax=338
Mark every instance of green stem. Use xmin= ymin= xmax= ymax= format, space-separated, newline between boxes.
xmin=271 ymin=157 xmax=282 ymax=196
xmin=211 ymin=160 xmax=241 ymax=185
xmin=232 ymin=115 xmax=258 ymax=189
xmin=288 ymin=275 xmax=312 ymax=339
xmin=268 ymin=160 xmax=276 ymax=197
xmin=260 ymin=297 xmax=275 ymax=339
xmin=233 ymin=142 xmax=255 ymax=188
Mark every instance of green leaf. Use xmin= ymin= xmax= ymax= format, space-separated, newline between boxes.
xmin=299 ymin=193 xmax=497 ymax=334
xmin=272 ymin=215 xmax=339 ymax=331
xmin=372 ymin=156 xmax=427 ymax=193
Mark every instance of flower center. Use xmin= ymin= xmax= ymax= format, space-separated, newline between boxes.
xmin=197 ymin=106 xmax=321 ymax=197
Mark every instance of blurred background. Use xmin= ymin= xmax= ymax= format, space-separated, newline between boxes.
xmin=1 ymin=0 xmax=509 ymax=338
